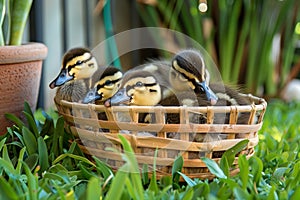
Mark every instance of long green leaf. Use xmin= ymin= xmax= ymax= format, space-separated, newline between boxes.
xmin=172 ymin=155 xmax=183 ymax=189
xmin=38 ymin=136 xmax=49 ymax=172
xmin=53 ymin=153 xmax=95 ymax=167
xmin=23 ymin=101 xmax=34 ymax=119
xmin=93 ymin=156 xmax=113 ymax=179
xmin=2 ymin=0 xmax=12 ymax=45
xmin=5 ymin=113 xmax=25 ymax=129
xmin=9 ymin=0 xmax=33 ymax=45
xmin=118 ymin=134 xmax=144 ymax=200
xmin=177 ymin=171 xmax=196 ymax=187
xmin=16 ymin=147 xmax=26 ymax=175
xmin=201 ymin=157 xmax=227 ymax=179
xmin=0 ymin=157 xmax=17 ymax=175
xmin=0 ymin=138 xmax=7 ymax=152
xmin=23 ymin=111 xmax=39 ymax=138
xmin=86 ymin=177 xmax=101 ymax=200
xmin=221 ymin=139 xmax=249 ymax=168
xmin=2 ymin=144 xmax=13 ymax=168
xmin=22 ymin=126 xmax=37 ymax=155
xmin=148 ymin=149 xmax=158 ymax=194
xmin=0 ymin=176 xmax=19 ymax=200
xmin=22 ymin=161 xmax=38 ymax=200
xmin=238 ymin=154 xmax=249 ymax=189
xmin=105 ymin=165 xmax=128 ymax=200
xmin=0 ymin=0 xmax=5 ymax=45
xmin=249 ymin=156 xmax=263 ymax=184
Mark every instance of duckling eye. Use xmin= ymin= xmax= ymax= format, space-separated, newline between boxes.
xmin=76 ymin=60 xmax=83 ymax=65
xmin=105 ymin=80 xmax=113 ymax=86
xmin=135 ymin=81 xmax=144 ymax=87
xmin=199 ymin=85 xmax=205 ymax=92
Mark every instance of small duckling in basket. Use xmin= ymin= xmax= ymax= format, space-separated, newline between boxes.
xmin=82 ymin=66 xmax=123 ymax=104
xmin=105 ymin=60 xmax=176 ymax=105
xmin=49 ymin=47 xmax=99 ymax=102
xmin=170 ymin=49 xmax=251 ymax=143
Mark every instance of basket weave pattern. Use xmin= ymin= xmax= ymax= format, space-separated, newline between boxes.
xmin=55 ymin=94 xmax=267 ymax=179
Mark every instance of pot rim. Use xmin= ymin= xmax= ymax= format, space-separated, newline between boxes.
xmin=0 ymin=42 xmax=48 ymax=64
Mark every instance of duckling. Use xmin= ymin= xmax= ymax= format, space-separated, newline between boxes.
xmin=170 ymin=49 xmax=251 ymax=121
xmin=82 ymin=67 xmax=123 ymax=104
xmin=170 ymin=49 xmax=252 ymax=145
xmin=105 ymin=60 xmax=174 ymax=105
xmin=170 ymin=49 xmax=218 ymax=105
xmin=108 ymin=70 xmax=163 ymax=106
xmin=49 ymin=47 xmax=99 ymax=102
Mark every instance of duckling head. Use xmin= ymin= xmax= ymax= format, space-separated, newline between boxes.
xmin=170 ymin=49 xmax=218 ymax=105
xmin=49 ymin=47 xmax=98 ymax=89
xmin=106 ymin=70 xmax=162 ymax=106
xmin=83 ymin=67 xmax=123 ymax=104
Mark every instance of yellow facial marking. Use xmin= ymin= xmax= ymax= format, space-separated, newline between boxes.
xmin=65 ymin=52 xmax=91 ymax=70
xmin=67 ymin=55 xmax=98 ymax=80
xmin=173 ymin=60 xmax=200 ymax=83
xmin=94 ymin=71 xmax=123 ymax=100
xmin=123 ymin=76 xmax=161 ymax=106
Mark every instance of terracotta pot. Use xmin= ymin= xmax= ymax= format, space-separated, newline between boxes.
xmin=0 ymin=43 xmax=48 ymax=134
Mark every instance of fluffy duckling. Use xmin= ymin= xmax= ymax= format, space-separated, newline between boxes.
xmin=170 ymin=49 xmax=218 ymax=105
xmin=82 ymin=67 xmax=123 ymax=104
xmin=170 ymin=49 xmax=252 ymax=145
xmin=170 ymin=49 xmax=251 ymax=122
xmin=108 ymin=70 xmax=163 ymax=106
xmin=105 ymin=60 xmax=173 ymax=106
xmin=49 ymin=47 xmax=99 ymax=102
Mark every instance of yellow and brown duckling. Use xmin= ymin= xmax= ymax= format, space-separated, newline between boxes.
xmin=105 ymin=60 xmax=173 ymax=107
xmin=170 ymin=49 xmax=251 ymax=122
xmin=49 ymin=47 xmax=99 ymax=102
xmin=82 ymin=67 xmax=123 ymax=104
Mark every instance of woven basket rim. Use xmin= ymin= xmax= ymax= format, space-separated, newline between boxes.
xmin=56 ymin=93 xmax=267 ymax=112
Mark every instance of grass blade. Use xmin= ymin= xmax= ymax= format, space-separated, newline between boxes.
xmin=38 ymin=136 xmax=49 ymax=173
xmin=22 ymin=126 xmax=37 ymax=155
xmin=118 ymin=134 xmax=144 ymax=200
xmin=22 ymin=161 xmax=38 ymax=200
xmin=23 ymin=111 xmax=39 ymax=138
xmin=86 ymin=177 xmax=101 ymax=200
xmin=0 ymin=138 xmax=6 ymax=151
xmin=105 ymin=165 xmax=128 ymax=200
xmin=5 ymin=113 xmax=25 ymax=129
xmin=172 ymin=155 xmax=183 ymax=189
xmin=0 ymin=176 xmax=19 ymax=200
xmin=238 ymin=155 xmax=249 ymax=189
xmin=16 ymin=147 xmax=26 ymax=175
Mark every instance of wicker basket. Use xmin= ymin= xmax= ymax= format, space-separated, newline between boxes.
xmin=55 ymin=94 xmax=267 ymax=179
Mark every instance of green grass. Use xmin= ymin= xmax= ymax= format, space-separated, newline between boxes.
xmin=0 ymin=100 xmax=300 ymax=199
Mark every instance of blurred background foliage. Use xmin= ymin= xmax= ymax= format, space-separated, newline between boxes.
xmin=134 ymin=0 xmax=300 ymax=99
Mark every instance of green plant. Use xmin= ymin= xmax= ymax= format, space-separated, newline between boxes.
xmin=0 ymin=0 xmax=33 ymax=46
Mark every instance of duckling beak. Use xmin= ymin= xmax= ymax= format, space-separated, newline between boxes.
xmin=82 ymin=88 xmax=102 ymax=104
xmin=108 ymin=88 xmax=131 ymax=106
xmin=49 ymin=69 xmax=74 ymax=89
xmin=197 ymin=81 xmax=218 ymax=105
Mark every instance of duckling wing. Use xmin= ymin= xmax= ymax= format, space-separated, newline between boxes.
xmin=55 ymin=80 xmax=87 ymax=102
